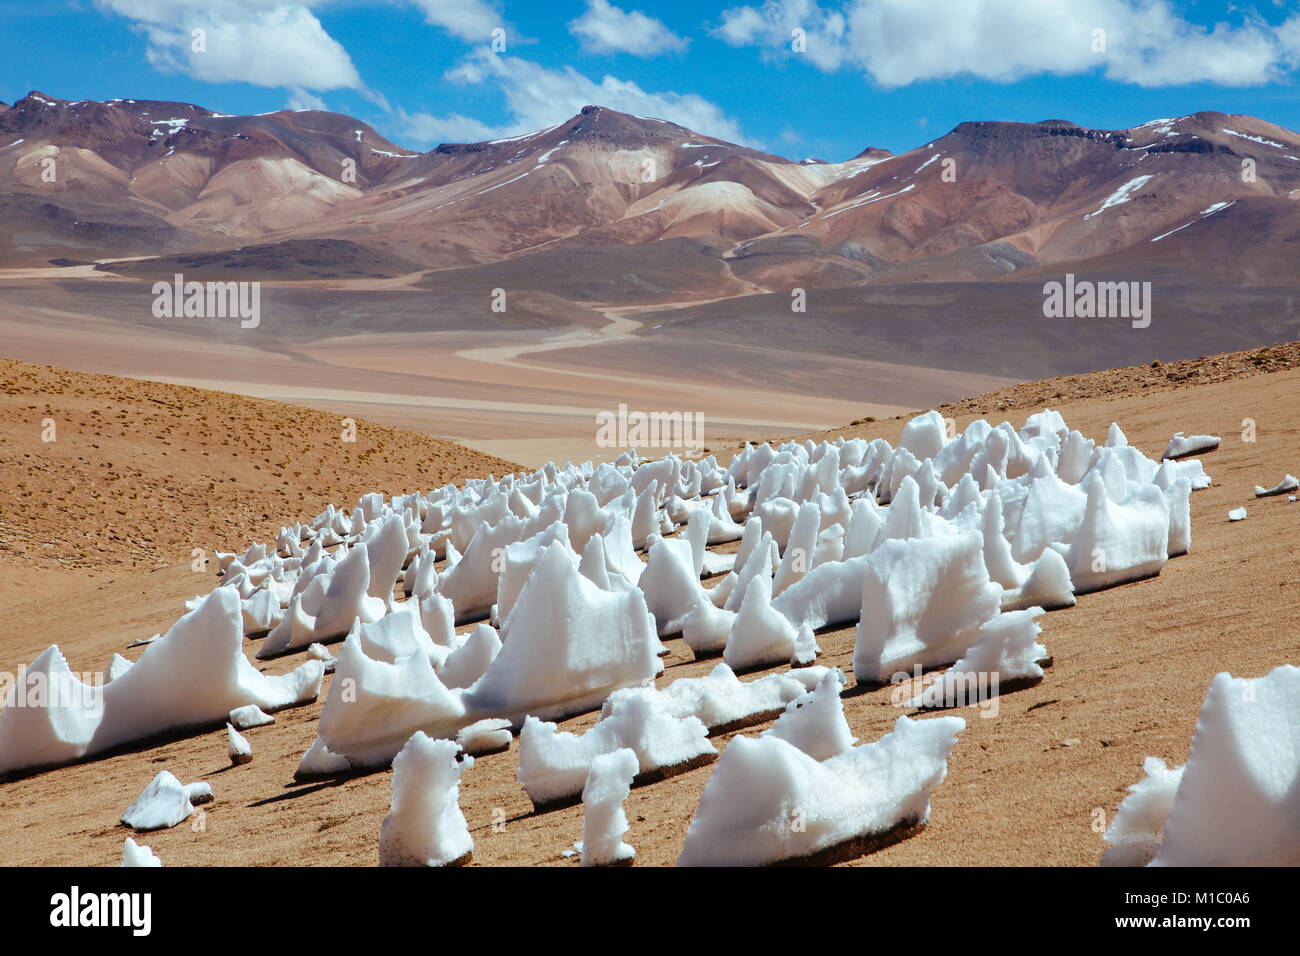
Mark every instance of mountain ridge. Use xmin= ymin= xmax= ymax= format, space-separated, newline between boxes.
xmin=1 ymin=91 xmax=1298 ymax=296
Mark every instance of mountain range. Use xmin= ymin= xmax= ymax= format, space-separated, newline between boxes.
xmin=2 ymin=90 xmax=1299 ymax=383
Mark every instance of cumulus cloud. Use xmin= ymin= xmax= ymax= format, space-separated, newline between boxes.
xmin=717 ymin=0 xmax=847 ymax=70
xmin=407 ymin=0 xmax=504 ymax=44
xmin=393 ymin=108 xmax=507 ymax=145
xmin=396 ymin=50 xmax=752 ymax=148
xmin=569 ymin=0 xmax=689 ymax=56
xmin=715 ymin=0 xmax=1300 ymax=87
xmin=95 ymin=0 xmax=363 ymax=91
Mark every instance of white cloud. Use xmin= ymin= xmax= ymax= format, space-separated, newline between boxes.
xmin=396 ymin=50 xmax=753 ymax=148
xmin=569 ymin=0 xmax=689 ymax=56
xmin=715 ymin=0 xmax=1300 ymax=87
xmin=717 ymin=0 xmax=847 ymax=70
xmin=407 ymin=0 xmax=504 ymax=44
xmin=286 ymin=87 xmax=326 ymax=110
xmin=393 ymin=107 xmax=507 ymax=145
xmin=360 ymin=87 xmax=392 ymax=113
xmin=96 ymin=0 xmax=363 ymax=91
xmin=716 ymin=6 xmax=766 ymax=45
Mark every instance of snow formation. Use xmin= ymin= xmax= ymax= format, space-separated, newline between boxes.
xmin=457 ymin=718 xmax=513 ymax=756
xmin=908 ymin=607 xmax=1047 ymax=710
xmin=121 ymin=838 xmax=162 ymax=867
xmin=0 ymin=404 xmax=1215 ymax=867
xmin=1162 ymin=432 xmax=1219 ymax=459
xmin=602 ymin=663 xmax=830 ymax=734
xmin=1105 ymin=665 xmax=1300 ymax=866
xmin=761 ymin=670 xmax=856 ymax=761
xmin=581 ymin=748 xmax=639 ymax=866
xmin=121 ymin=771 xmax=212 ymax=832
xmin=678 ymin=714 xmax=965 ymax=866
xmin=379 ymin=732 xmax=473 ymax=867
xmin=518 ymin=688 xmax=714 ymax=808
xmin=227 ymin=723 xmax=252 ymax=765
xmin=228 ymin=705 xmax=274 ymax=730
xmin=1255 ymin=474 xmax=1298 ymax=497
xmin=853 ymin=531 xmax=1002 ymax=684
xmin=0 ymin=589 xmax=322 ymax=777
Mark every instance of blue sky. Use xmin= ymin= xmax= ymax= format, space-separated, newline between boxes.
xmin=3 ymin=1 xmax=1300 ymax=159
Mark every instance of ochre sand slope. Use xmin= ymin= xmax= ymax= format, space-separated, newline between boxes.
xmin=0 ymin=350 xmax=1297 ymax=865
xmin=0 ymin=358 xmax=522 ymax=573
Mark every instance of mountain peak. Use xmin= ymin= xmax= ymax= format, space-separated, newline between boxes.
xmin=852 ymin=146 xmax=892 ymax=161
xmin=564 ymin=104 xmax=686 ymax=142
xmin=19 ymin=91 xmax=66 ymax=108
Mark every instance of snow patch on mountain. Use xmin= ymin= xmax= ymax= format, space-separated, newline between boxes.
xmin=1085 ymin=175 xmax=1154 ymax=220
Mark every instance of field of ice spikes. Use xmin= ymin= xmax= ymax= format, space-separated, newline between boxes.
xmin=4 ymin=408 xmax=1294 ymax=867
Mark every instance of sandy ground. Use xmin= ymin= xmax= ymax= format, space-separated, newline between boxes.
xmin=0 ymin=348 xmax=1296 ymax=866
xmin=0 ymin=359 xmax=522 ymax=573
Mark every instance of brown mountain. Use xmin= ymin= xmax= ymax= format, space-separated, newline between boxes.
xmin=3 ymin=92 xmax=1300 ymax=376
xmin=0 ymin=91 xmax=416 ymax=255
xmin=4 ymin=93 xmax=1298 ymax=286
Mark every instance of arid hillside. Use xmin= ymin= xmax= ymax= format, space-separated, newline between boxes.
xmin=0 ymin=357 xmax=522 ymax=573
